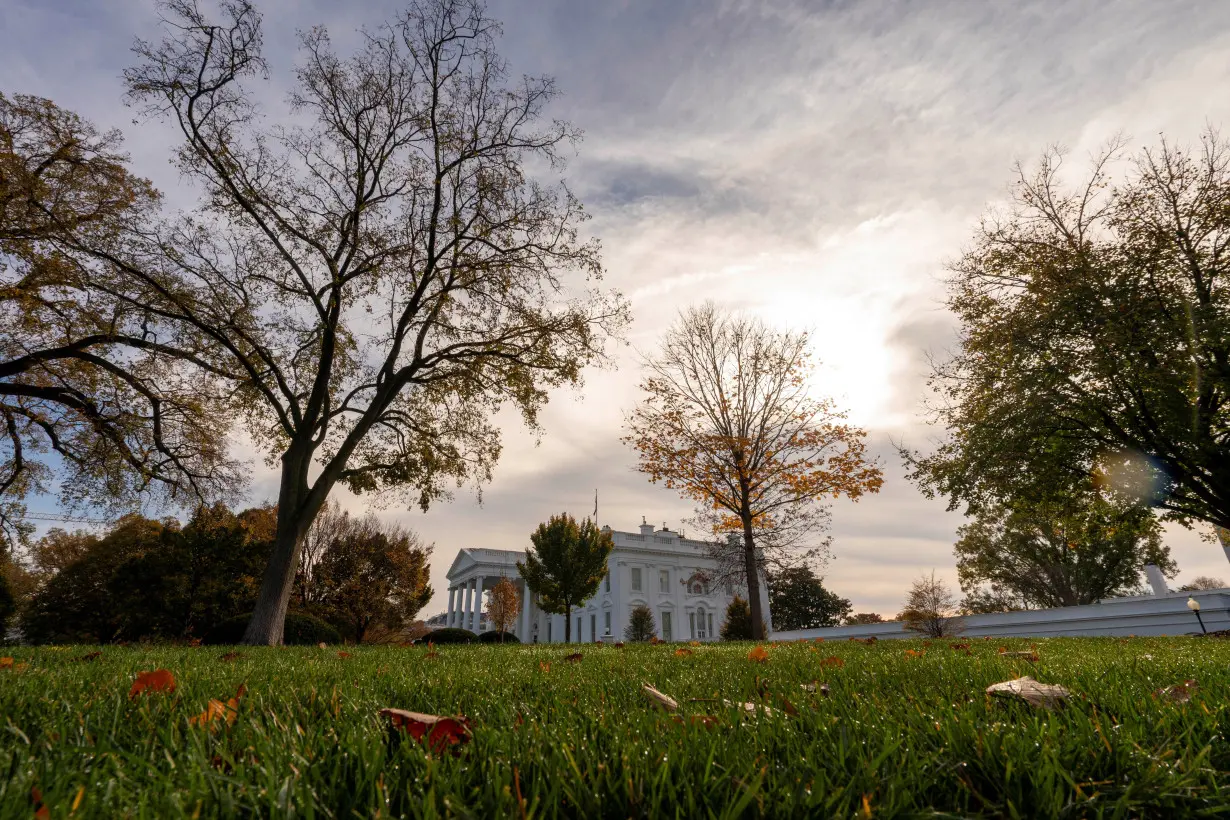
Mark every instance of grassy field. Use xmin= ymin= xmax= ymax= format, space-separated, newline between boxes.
xmin=1 ymin=637 xmax=1227 ymax=818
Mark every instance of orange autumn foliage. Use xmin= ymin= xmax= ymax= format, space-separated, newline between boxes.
xmin=747 ymin=645 xmax=769 ymax=663
xmin=189 ymin=684 xmax=247 ymax=729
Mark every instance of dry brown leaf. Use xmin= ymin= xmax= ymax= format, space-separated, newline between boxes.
xmin=820 ymin=656 xmax=845 ymax=668
xmin=986 ymin=676 xmax=1070 ymax=709
xmin=674 ymin=648 xmax=693 ymax=657
xmin=564 ymin=652 xmax=583 ymax=662
xmin=949 ymin=643 xmax=970 ymax=651
xmin=904 ymin=649 xmax=925 ymax=658
xmin=688 ymin=640 xmax=701 ymax=647
xmin=642 ymin=683 xmax=679 ymax=712
xmin=78 ymin=651 xmax=103 ymax=662
xmin=779 ymin=696 xmax=799 ymax=716
xmin=649 ymin=637 xmax=661 ymax=645
xmin=380 ymin=708 xmax=472 ymax=755
xmin=1154 ymin=679 xmax=1198 ymax=704
xmin=813 ymin=637 xmax=825 ymax=643
xmin=129 ymin=669 xmax=176 ymax=699
xmin=337 ymin=651 xmax=352 ymax=659
xmin=747 ymin=645 xmax=769 ymax=663
xmin=0 ymin=657 xmax=12 ymax=669
xmin=614 ymin=642 xmax=625 ymax=648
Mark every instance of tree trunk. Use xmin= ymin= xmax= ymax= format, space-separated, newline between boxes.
xmin=742 ymin=512 xmax=767 ymax=641
xmin=565 ymin=604 xmax=572 ymax=642
xmin=242 ymin=446 xmax=326 ymax=645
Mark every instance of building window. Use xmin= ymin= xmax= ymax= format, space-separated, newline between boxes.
xmin=659 ymin=570 xmax=670 ymax=593
xmin=604 ymin=611 xmax=611 ymax=636
xmin=697 ymin=607 xmax=707 ymax=639
xmin=661 ymin=611 xmax=673 ymax=641
xmin=631 ymin=568 xmax=642 ymax=592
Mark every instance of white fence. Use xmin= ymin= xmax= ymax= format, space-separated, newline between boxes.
xmin=771 ymin=590 xmax=1230 ymax=641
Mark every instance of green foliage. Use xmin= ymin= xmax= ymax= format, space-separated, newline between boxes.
xmin=518 ymin=513 xmax=612 ymax=642
xmin=1 ymin=639 xmax=1228 ymax=816
xmin=0 ymin=566 xmax=15 ymax=639
xmin=624 ymin=605 xmax=656 ymax=642
xmin=767 ymin=566 xmax=851 ymax=631
xmin=207 ymin=612 xmax=341 ymax=646
xmin=477 ymin=630 xmax=520 ymax=644
xmin=844 ymin=613 xmax=884 ymax=626
xmin=955 ymin=488 xmax=1175 ymax=609
xmin=423 ymin=628 xmax=478 ymax=644
xmin=907 ymin=134 xmax=1230 ymax=531
xmin=719 ymin=596 xmax=766 ymax=641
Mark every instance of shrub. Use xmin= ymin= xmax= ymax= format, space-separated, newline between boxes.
xmin=720 ymin=596 xmax=767 ymax=640
xmin=206 ymin=612 xmax=342 ymax=646
xmin=624 ymin=605 xmax=656 ymax=642
xmin=477 ymin=630 xmax=520 ymax=644
xmin=422 ymin=627 xmax=478 ymax=644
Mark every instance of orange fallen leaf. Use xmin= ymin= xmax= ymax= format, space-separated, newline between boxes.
xmin=949 ymin=643 xmax=970 ymax=650
xmin=188 ymin=638 xmax=202 ymax=647
xmin=904 ymin=649 xmax=924 ymax=658
xmin=820 ymin=656 xmax=845 ymax=668
xmin=539 ymin=662 xmax=551 ymax=673
xmin=337 ymin=651 xmax=352 ymax=659
xmin=674 ymin=648 xmax=693 ymax=657
xmin=813 ymin=637 xmax=825 ymax=643
xmin=188 ymin=683 xmax=246 ymax=730
xmin=688 ymin=640 xmax=701 ymax=647
xmin=381 ymin=708 xmax=472 ymax=755
xmin=0 ymin=657 xmax=12 ymax=669
xmin=747 ymin=645 xmax=769 ymax=663
xmin=129 ymin=669 xmax=176 ymax=699
xmin=649 ymin=637 xmax=661 ymax=645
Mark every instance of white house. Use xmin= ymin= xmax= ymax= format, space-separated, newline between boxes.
xmin=443 ymin=518 xmax=773 ymax=643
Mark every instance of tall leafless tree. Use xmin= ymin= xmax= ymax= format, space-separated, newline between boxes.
xmin=118 ymin=0 xmax=628 ymax=643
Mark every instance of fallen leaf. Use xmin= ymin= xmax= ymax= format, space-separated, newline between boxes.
xmin=78 ymin=651 xmax=103 ymax=662
xmin=689 ymin=641 xmax=701 ymax=647
xmin=723 ymin=699 xmax=776 ymax=717
xmin=999 ymin=650 xmax=1040 ymax=662
xmin=564 ymin=652 xmax=583 ymax=662
xmin=674 ymin=648 xmax=693 ymax=657
xmin=614 ymin=642 xmax=625 ymax=648
xmin=219 ymin=651 xmax=243 ymax=663
xmin=904 ymin=649 xmax=925 ymax=658
xmin=820 ymin=656 xmax=845 ymax=668
xmin=539 ymin=662 xmax=551 ymax=673
xmin=0 ymin=657 xmax=12 ymax=669
xmin=755 ymin=676 xmax=771 ymax=699
xmin=424 ymin=650 xmax=440 ymax=660
xmin=189 ymin=683 xmax=246 ymax=729
xmin=747 ymin=645 xmax=769 ymax=663
xmin=813 ymin=637 xmax=825 ymax=643
xmin=337 ymin=651 xmax=352 ymax=659
xmin=380 ymin=708 xmax=472 ymax=755
xmin=188 ymin=638 xmax=202 ymax=647
xmin=649 ymin=637 xmax=661 ymax=645
xmin=1154 ymin=679 xmax=1199 ymax=704
xmin=642 ymin=683 xmax=679 ymax=712
xmin=31 ymin=786 xmax=48 ymax=820
xmin=949 ymin=643 xmax=970 ymax=650
xmin=129 ymin=669 xmax=177 ymax=699
xmin=986 ymin=676 xmax=1070 ymax=709
xmin=778 ymin=695 xmax=799 ymax=716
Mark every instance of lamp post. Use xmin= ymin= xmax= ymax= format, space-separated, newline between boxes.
xmin=1188 ymin=597 xmax=1207 ymax=634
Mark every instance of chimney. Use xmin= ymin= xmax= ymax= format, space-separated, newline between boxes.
xmin=1144 ymin=564 xmax=1169 ymax=595
xmin=639 ymin=516 xmax=654 ymax=536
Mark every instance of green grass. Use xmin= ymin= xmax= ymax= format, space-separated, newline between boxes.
xmin=1 ymin=637 xmax=1228 ymax=818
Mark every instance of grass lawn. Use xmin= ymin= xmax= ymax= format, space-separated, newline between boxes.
xmin=1 ymin=637 xmax=1227 ymax=818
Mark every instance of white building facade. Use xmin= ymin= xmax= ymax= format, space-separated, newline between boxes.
xmin=443 ymin=519 xmax=773 ymax=643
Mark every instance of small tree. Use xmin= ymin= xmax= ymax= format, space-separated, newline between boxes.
xmin=624 ymin=303 xmax=882 ymax=640
xmin=900 ymin=572 xmax=962 ymax=638
xmin=1179 ymin=576 xmax=1227 ymax=591
xmin=624 ymin=605 xmax=656 ymax=642
xmin=767 ymin=566 xmax=851 ymax=631
xmin=518 ymin=513 xmax=612 ymax=642
xmin=844 ymin=612 xmax=884 ymax=626
xmin=720 ymin=596 xmax=767 ymax=640
xmin=485 ymin=577 xmax=521 ymax=642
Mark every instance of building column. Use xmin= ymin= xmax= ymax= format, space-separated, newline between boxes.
xmin=461 ymin=579 xmax=473 ymax=631
xmin=519 ymin=584 xmax=530 ymax=641
xmin=446 ymin=586 xmax=457 ymax=627
xmin=473 ymin=576 xmax=485 ymax=632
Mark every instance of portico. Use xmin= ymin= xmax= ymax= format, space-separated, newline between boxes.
xmin=444 ymin=548 xmax=535 ymax=638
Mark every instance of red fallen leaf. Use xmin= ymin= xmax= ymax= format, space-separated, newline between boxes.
xmin=564 ymin=652 xmax=583 ymax=662
xmin=674 ymin=648 xmax=693 ymax=657
xmin=219 ymin=651 xmax=243 ymax=663
xmin=129 ymin=669 xmax=176 ymax=699
xmin=337 ymin=651 xmax=352 ymax=659
xmin=614 ymin=642 xmax=625 ymax=648
xmin=949 ymin=643 xmax=970 ymax=650
xmin=820 ymin=656 xmax=845 ymax=668
xmin=1154 ymin=679 xmax=1199 ymax=703
xmin=747 ymin=645 xmax=769 ymax=663
xmin=31 ymin=786 xmax=49 ymax=820
xmin=380 ymin=708 xmax=471 ymax=755
xmin=78 ymin=651 xmax=103 ymax=662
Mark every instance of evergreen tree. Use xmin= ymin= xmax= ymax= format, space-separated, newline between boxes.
xmin=624 ymin=605 xmax=656 ymax=642
xmin=518 ymin=513 xmax=612 ymax=642
xmin=720 ymin=596 xmax=767 ymax=640
xmin=767 ymin=566 xmax=851 ymax=631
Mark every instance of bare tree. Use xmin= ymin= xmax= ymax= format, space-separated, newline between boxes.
xmin=119 ymin=0 xmax=628 ymax=643
xmin=900 ymin=571 xmax=962 ymax=638
xmin=624 ymin=303 xmax=882 ymax=639
xmin=1179 ymin=575 xmax=1227 ymax=591
xmin=293 ymin=499 xmax=350 ymax=609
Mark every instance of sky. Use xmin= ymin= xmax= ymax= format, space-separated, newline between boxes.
xmin=5 ymin=0 xmax=1230 ymax=617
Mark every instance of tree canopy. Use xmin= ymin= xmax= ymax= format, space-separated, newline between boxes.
xmin=906 ymin=132 xmax=1230 ymax=533
xmin=112 ymin=0 xmax=627 ymax=643
xmin=624 ymin=303 xmax=882 ymax=639
xmin=517 ymin=513 xmax=611 ymax=642
xmin=767 ymin=565 xmax=851 ymax=631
